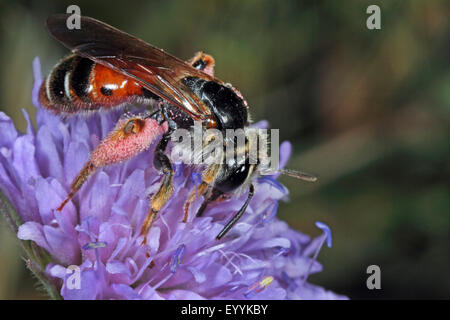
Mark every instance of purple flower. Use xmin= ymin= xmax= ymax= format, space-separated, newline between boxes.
xmin=0 ymin=58 xmax=347 ymax=300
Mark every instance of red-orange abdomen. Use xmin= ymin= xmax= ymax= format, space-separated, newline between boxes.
xmin=39 ymin=54 xmax=158 ymax=114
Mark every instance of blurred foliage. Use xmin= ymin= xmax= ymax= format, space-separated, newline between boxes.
xmin=0 ymin=0 xmax=449 ymax=299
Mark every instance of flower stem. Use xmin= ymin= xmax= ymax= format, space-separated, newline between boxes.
xmin=0 ymin=191 xmax=61 ymax=300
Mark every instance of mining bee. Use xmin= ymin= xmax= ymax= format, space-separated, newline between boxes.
xmin=40 ymin=14 xmax=316 ymax=246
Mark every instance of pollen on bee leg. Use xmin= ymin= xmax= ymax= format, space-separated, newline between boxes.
xmin=90 ymin=117 xmax=168 ymax=168
xmin=57 ymin=117 xmax=167 ymax=212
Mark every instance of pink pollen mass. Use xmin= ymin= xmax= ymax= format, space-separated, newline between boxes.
xmin=91 ymin=118 xmax=168 ymax=167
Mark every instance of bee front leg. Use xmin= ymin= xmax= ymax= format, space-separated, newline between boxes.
xmin=139 ymin=134 xmax=174 ymax=245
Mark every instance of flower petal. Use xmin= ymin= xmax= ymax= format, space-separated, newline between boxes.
xmin=17 ymin=221 xmax=50 ymax=252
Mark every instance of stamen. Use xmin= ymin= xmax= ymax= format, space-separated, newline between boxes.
xmin=153 ymin=272 xmax=173 ymax=290
xmin=126 ymin=257 xmax=139 ymax=276
xmin=195 ymin=243 xmax=227 ymax=258
xmin=244 ymin=276 xmax=274 ymax=299
xmin=315 ymin=221 xmax=332 ymax=248
xmin=169 ymin=244 xmax=186 ymax=273
xmin=174 ymin=163 xmax=183 ymax=177
xmin=301 ymin=221 xmax=333 ymax=285
xmin=257 ymin=176 xmax=286 ymax=193
xmin=159 ymin=213 xmax=172 ymax=240
xmin=110 ymin=183 xmax=123 ymax=187
xmin=82 ymin=241 xmax=107 ymax=250
xmin=228 ymin=251 xmax=258 ymax=267
xmin=219 ymin=250 xmax=243 ymax=276
xmin=263 ymin=200 xmax=278 ymax=223
xmin=274 ymin=246 xmax=290 ymax=257
xmin=190 ymin=172 xmax=202 ymax=186
xmin=74 ymin=228 xmax=96 ymax=241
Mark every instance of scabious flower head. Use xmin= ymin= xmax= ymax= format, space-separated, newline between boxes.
xmin=0 ymin=58 xmax=347 ymax=300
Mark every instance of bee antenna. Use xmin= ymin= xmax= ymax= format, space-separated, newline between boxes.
xmin=279 ymin=168 xmax=318 ymax=182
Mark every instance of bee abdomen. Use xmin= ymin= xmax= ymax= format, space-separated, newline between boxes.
xmin=70 ymin=56 xmax=95 ymax=100
xmin=40 ymin=55 xmax=94 ymax=113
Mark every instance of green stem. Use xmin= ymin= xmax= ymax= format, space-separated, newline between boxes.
xmin=0 ymin=191 xmax=62 ymax=300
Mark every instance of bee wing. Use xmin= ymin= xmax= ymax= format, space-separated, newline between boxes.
xmin=46 ymin=14 xmax=216 ymax=120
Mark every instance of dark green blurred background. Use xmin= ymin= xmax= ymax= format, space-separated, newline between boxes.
xmin=0 ymin=0 xmax=448 ymax=299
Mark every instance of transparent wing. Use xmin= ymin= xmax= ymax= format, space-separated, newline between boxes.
xmin=47 ymin=14 xmax=218 ymax=120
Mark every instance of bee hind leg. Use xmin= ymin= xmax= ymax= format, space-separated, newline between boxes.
xmin=56 ymin=161 xmax=96 ymax=212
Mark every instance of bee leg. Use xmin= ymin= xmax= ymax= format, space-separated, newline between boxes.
xmin=183 ymin=179 xmax=212 ymax=222
xmin=216 ymin=184 xmax=255 ymax=240
xmin=57 ymin=111 xmax=165 ymax=212
xmin=183 ymin=187 xmax=197 ymax=222
xmin=56 ymin=161 xmax=96 ymax=211
xmin=184 ymin=163 xmax=221 ymax=220
xmin=139 ymin=135 xmax=173 ymax=245
xmin=184 ymin=179 xmax=214 ymax=222
xmin=195 ymin=187 xmax=225 ymax=218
